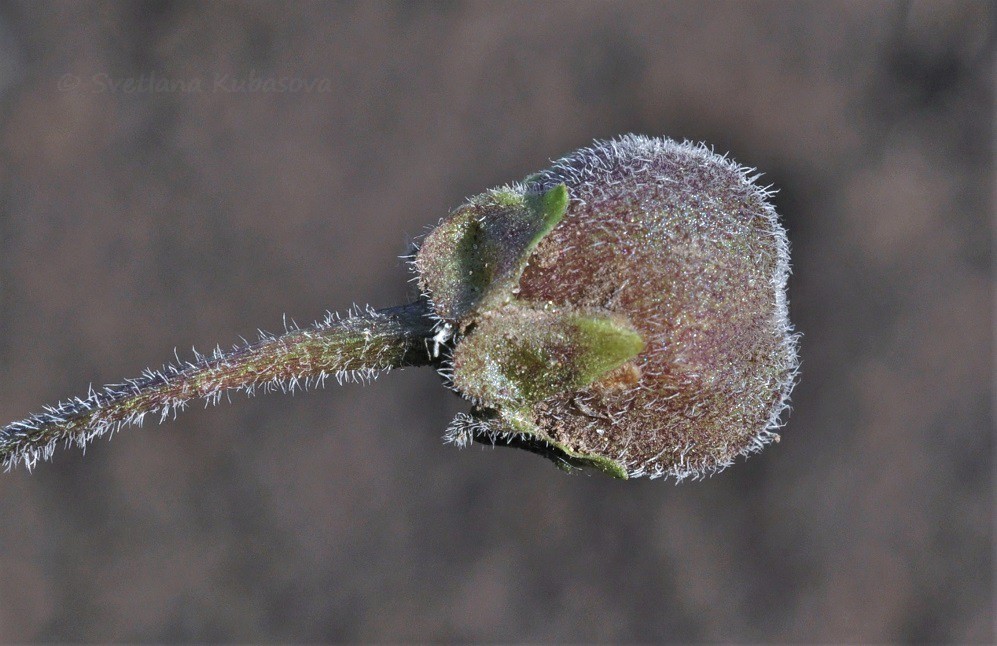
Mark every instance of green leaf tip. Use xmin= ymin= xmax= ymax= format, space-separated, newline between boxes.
xmin=571 ymin=315 xmax=645 ymax=388
xmin=524 ymin=182 xmax=568 ymax=249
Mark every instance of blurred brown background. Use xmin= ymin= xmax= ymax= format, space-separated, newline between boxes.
xmin=0 ymin=1 xmax=991 ymax=642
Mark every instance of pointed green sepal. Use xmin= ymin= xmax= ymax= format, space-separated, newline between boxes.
xmin=452 ymin=303 xmax=644 ymax=409
xmin=415 ymin=183 xmax=569 ymax=322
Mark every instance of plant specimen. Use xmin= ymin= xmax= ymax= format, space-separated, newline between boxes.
xmin=0 ymin=135 xmax=798 ymax=480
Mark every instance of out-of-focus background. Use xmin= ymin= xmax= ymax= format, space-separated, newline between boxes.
xmin=0 ymin=1 xmax=991 ymax=642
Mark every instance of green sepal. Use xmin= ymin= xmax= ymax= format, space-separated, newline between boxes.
xmin=415 ymin=183 xmax=569 ymax=322
xmin=453 ymin=303 xmax=644 ymax=408
xmin=468 ymin=407 xmax=630 ymax=479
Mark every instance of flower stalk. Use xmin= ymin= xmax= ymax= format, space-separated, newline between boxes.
xmin=0 ymin=300 xmax=438 ymax=470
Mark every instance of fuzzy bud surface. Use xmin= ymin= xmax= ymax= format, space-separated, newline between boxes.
xmin=417 ymin=135 xmax=798 ymax=480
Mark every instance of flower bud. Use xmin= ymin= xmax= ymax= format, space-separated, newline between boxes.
xmin=416 ymin=135 xmax=798 ymax=480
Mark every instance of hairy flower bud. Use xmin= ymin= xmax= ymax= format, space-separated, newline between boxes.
xmin=1 ymin=133 xmax=797 ymax=481
xmin=417 ymin=135 xmax=798 ymax=480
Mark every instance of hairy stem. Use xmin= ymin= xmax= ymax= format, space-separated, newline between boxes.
xmin=1 ymin=300 xmax=439 ymax=470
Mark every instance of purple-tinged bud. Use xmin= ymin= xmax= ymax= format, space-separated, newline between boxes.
xmin=417 ymin=135 xmax=799 ymax=480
